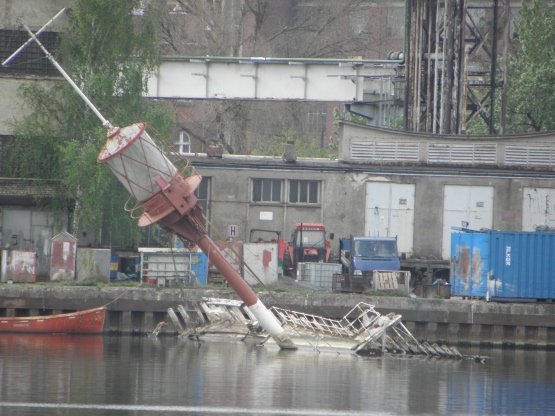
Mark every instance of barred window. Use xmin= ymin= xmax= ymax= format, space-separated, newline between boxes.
xmin=289 ymin=180 xmax=319 ymax=204
xmin=196 ymin=176 xmax=210 ymax=213
xmin=252 ymin=178 xmax=282 ymax=202
xmin=0 ymin=30 xmax=60 ymax=76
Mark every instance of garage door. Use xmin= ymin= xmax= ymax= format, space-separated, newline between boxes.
xmin=522 ymin=187 xmax=555 ymax=231
xmin=365 ymin=182 xmax=415 ymax=256
xmin=442 ymin=185 xmax=493 ymax=259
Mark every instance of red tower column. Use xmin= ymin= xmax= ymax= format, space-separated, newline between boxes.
xmin=98 ymin=124 xmax=296 ymax=349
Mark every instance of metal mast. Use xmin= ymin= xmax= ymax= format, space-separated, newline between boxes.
xmin=404 ymin=0 xmax=512 ymax=134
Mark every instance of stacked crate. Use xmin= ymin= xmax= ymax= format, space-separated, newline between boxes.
xmin=297 ymin=262 xmax=343 ymax=290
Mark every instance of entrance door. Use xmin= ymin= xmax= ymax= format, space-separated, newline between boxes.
xmin=365 ymin=182 xmax=415 ymax=256
xmin=442 ymin=185 xmax=493 ymax=259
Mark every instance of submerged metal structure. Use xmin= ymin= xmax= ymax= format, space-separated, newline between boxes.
xmin=405 ymin=0 xmax=513 ymax=134
xmin=166 ymin=298 xmax=471 ymax=360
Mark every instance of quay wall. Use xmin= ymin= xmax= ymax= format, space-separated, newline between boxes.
xmin=1 ymin=286 xmax=555 ymax=349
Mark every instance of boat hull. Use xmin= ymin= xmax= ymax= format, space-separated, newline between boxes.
xmin=0 ymin=306 xmax=106 ymax=334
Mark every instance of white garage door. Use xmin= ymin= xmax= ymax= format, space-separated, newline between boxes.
xmin=522 ymin=187 xmax=555 ymax=231
xmin=365 ymin=182 xmax=415 ymax=256
xmin=442 ymin=185 xmax=493 ymax=259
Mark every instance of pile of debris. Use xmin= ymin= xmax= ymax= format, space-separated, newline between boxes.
xmin=164 ymin=298 xmax=484 ymax=361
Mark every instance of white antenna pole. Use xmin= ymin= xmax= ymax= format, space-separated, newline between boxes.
xmin=2 ymin=7 xmax=67 ymax=67
xmin=21 ymin=24 xmax=113 ymax=130
xmin=2 ymin=8 xmax=112 ymax=129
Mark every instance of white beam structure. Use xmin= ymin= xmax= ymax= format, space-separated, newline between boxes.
xmin=145 ymin=56 xmax=402 ymax=102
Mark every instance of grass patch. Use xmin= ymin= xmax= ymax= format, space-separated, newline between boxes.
xmin=30 ymin=279 xmax=143 ymax=287
xmin=34 ymin=279 xmax=97 ymax=287
xmin=362 ymin=289 xmax=409 ymax=297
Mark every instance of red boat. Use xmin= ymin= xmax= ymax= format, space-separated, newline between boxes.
xmin=0 ymin=306 xmax=106 ymax=334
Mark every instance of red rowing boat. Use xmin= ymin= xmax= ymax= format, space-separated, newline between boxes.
xmin=0 ymin=306 xmax=106 ymax=334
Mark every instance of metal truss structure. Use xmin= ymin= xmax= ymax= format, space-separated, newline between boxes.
xmin=405 ymin=0 xmax=513 ymax=134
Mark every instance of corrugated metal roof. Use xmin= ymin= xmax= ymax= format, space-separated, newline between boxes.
xmin=0 ymin=178 xmax=62 ymax=205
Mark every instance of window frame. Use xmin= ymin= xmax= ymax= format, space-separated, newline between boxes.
xmin=195 ymin=176 xmax=211 ymax=214
xmin=0 ymin=29 xmax=60 ymax=76
xmin=288 ymin=179 xmax=320 ymax=205
xmin=251 ymin=178 xmax=283 ymax=203
xmin=175 ymin=130 xmax=191 ymax=154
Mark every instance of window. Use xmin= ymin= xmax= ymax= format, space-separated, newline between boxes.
xmin=175 ymin=130 xmax=191 ymax=154
xmin=0 ymin=30 xmax=60 ymax=76
xmin=386 ymin=8 xmax=405 ymax=40
xmin=289 ymin=180 xmax=319 ymax=204
xmin=354 ymin=240 xmax=397 ymax=258
xmin=195 ymin=176 xmax=210 ymax=214
xmin=295 ymin=230 xmax=326 ymax=248
xmin=252 ymin=179 xmax=282 ymax=202
xmin=306 ymin=105 xmax=327 ymax=137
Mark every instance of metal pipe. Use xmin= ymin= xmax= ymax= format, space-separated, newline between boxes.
xmin=154 ymin=212 xmax=297 ymax=349
xmin=20 ymin=24 xmax=113 ymax=130
xmin=195 ymin=235 xmax=295 ymax=348
xmin=197 ymin=236 xmax=258 ymax=307
xmin=164 ymin=55 xmax=403 ymax=66
xmin=1 ymin=8 xmax=66 ymax=67
xmin=489 ymin=0 xmax=499 ymax=134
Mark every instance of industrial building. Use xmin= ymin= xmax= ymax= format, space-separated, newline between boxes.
xmin=1 ymin=0 xmax=553 ymax=281
xmin=186 ymin=121 xmax=555 ymax=277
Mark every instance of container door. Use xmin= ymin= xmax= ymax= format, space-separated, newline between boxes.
xmin=365 ymin=182 xmax=415 ymax=256
xmin=442 ymin=185 xmax=493 ymax=259
xmin=3 ymin=208 xmax=54 ymax=277
xmin=522 ymin=187 xmax=555 ymax=231
xmin=490 ymin=232 xmax=555 ymax=300
xmin=243 ymin=243 xmax=278 ymax=286
xmin=450 ymin=232 xmax=489 ymax=298
xmin=50 ymin=237 xmax=77 ymax=281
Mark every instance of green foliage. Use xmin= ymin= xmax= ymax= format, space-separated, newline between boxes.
xmin=60 ymin=0 xmax=159 ymax=127
xmin=507 ymin=0 xmax=555 ymax=132
xmin=464 ymin=117 xmax=490 ymax=135
xmin=250 ymin=129 xmax=337 ymax=159
xmin=35 ymin=279 xmax=98 ymax=286
xmin=7 ymin=0 xmax=175 ymax=246
xmin=3 ymin=133 xmax=60 ymax=179
xmin=362 ymin=289 xmax=409 ymax=297
xmin=344 ymin=112 xmax=370 ymax=125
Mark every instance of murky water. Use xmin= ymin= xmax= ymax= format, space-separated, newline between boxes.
xmin=0 ymin=334 xmax=554 ymax=415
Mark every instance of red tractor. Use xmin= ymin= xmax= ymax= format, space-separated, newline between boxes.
xmin=283 ymin=223 xmax=332 ymax=276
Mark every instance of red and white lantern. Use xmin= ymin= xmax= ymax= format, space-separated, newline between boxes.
xmin=97 ymin=123 xmax=178 ymax=203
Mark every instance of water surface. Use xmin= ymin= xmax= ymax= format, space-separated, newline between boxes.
xmin=0 ymin=334 xmax=554 ymax=415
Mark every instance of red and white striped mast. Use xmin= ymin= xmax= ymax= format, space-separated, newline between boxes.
xmin=3 ymin=11 xmax=296 ymax=350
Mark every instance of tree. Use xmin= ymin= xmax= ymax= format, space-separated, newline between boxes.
xmin=507 ymin=0 xmax=555 ymax=132
xmin=5 ymin=0 xmax=175 ymax=247
xmin=156 ymin=0 xmax=388 ymax=155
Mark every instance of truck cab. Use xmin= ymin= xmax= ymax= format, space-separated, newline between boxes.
xmin=338 ymin=236 xmax=401 ymax=292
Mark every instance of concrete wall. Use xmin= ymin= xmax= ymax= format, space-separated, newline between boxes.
xmin=190 ymin=155 xmax=555 ymax=263
xmin=0 ymin=78 xmax=61 ymax=135
xmin=1 ymin=286 xmax=554 ymax=348
xmin=0 ymin=0 xmax=70 ymax=28
xmin=76 ymin=248 xmax=111 ymax=283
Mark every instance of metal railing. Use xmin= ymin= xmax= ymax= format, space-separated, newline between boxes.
xmin=270 ymin=302 xmax=382 ymax=339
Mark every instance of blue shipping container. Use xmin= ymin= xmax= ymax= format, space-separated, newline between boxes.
xmin=110 ymin=253 xmax=118 ymax=280
xmin=191 ymin=251 xmax=208 ymax=286
xmin=450 ymin=232 xmax=490 ymax=298
xmin=450 ymin=230 xmax=555 ymax=301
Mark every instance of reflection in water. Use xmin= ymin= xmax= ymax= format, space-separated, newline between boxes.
xmin=0 ymin=336 xmax=554 ymax=415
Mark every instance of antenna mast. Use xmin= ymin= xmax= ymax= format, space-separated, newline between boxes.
xmin=2 ymin=10 xmax=113 ymax=130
